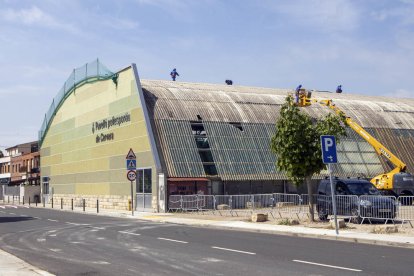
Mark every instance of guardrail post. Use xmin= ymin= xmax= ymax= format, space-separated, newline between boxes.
xmin=51 ymin=198 xmax=54 ymax=208
xmin=97 ymin=199 xmax=99 ymax=213
xmin=71 ymin=198 xmax=73 ymax=210
xmin=213 ymin=196 xmax=216 ymax=210
xmin=43 ymin=198 xmax=45 ymax=207
xmin=29 ymin=197 xmax=31 ymax=206
xmin=83 ymin=199 xmax=85 ymax=212
xmin=61 ymin=198 xmax=63 ymax=209
xmin=22 ymin=196 xmax=24 ymax=205
xmin=35 ymin=198 xmax=37 ymax=207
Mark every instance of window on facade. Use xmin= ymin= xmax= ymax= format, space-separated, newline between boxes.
xmin=42 ymin=177 xmax=49 ymax=194
xmin=137 ymin=168 xmax=152 ymax=193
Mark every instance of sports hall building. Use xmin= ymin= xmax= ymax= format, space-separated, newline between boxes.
xmin=39 ymin=60 xmax=414 ymax=212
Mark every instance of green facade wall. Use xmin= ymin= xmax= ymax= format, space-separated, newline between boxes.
xmin=40 ymin=67 xmax=156 ymax=209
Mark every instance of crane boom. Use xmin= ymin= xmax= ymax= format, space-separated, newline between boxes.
xmin=297 ymin=90 xmax=413 ymax=194
xmin=317 ymin=99 xmax=407 ymax=173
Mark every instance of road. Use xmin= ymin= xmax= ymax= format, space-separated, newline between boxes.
xmin=0 ymin=204 xmax=413 ymax=275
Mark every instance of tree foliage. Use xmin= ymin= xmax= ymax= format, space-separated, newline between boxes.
xmin=0 ymin=150 xmax=3 ymax=158
xmin=271 ymin=95 xmax=347 ymax=221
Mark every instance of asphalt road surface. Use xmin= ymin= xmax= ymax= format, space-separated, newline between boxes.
xmin=0 ymin=204 xmax=413 ymax=276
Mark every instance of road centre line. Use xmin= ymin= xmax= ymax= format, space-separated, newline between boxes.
xmin=292 ymin=260 xmax=362 ymax=272
xmin=118 ymin=231 xmax=141 ymax=236
xmin=211 ymin=246 xmax=256 ymax=255
xmin=33 ymin=217 xmax=41 ymax=219
xmin=47 ymin=219 xmax=58 ymax=222
xmin=157 ymin=237 xmax=188 ymax=244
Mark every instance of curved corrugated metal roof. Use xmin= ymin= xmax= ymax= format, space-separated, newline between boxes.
xmin=141 ymin=80 xmax=414 ymax=180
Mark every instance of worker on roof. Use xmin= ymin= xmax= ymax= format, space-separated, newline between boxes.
xmin=336 ymin=85 xmax=343 ymax=93
xmin=170 ymin=68 xmax=179 ymax=81
xmin=295 ymin=84 xmax=302 ymax=104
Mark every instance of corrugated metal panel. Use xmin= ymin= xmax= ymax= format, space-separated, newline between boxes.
xmin=142 ymin=80 xmax=414 ymax=180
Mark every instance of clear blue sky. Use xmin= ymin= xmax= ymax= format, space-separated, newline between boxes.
xmin=1 ymin=0 xmax=413 ymax=149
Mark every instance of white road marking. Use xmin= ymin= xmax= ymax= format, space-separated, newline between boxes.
xmin=70 ymin=241 xmax=84 ymax=244
xmin=37 ymin=238 xmax=46 ymax=242
xmin=65 ymin=222 xmax=81 ymax=226
xmin=92 ymin=261 xmax=110 ymax=265
xmin=48 ymin=230 xmax=57 ymax=233
xmin=118 ymin=231 xmax=141 ymax=236
xmin=97 ymin=237 xmax=105 ymax=240
xmin=211 ymin=246 xmax=256 ymax=255
xmin=9 ymin=213 xmax=16 ymax=215
xmin=90 ymin=227 xmax=105 ymax=230
xmin=50 ymin=248 xmax=61 ymax=252
xmin=47 ymin=219 xmax=58 ymax=222
xmin=33 ymin=216 xmax=41 ymax=219
xmin=292 ymin=260 xmax=362 ymax=272
xmin=20 ymin=206 xmax=29 ymax=208
xmin=49 ymin=234 xmax=57 ymax=237
xmin=157 ymin=237 xmax=188 ymax=244
xmin=0 ymin=206 xmax=5 ymax=209
xmin=20 ymin=214 xmax=27 ymax=217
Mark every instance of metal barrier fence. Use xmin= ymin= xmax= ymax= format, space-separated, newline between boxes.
xmin=359 ymin=195 xmax=398 ymax=223
xmin=169 ymin=194 xmax=414 ymax=224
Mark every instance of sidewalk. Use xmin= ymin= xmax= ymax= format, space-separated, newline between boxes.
xmin=1 ymin=205 xmax=414 ymax=276
xmin=0 ymin=249 xmax=53 ymax=276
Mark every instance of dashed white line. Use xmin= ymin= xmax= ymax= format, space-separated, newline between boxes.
xmin=211 ymin=246 xmax=256 ymax=255
xmin=292 ymin=260 xmax=362 ymax=272
xmin=118 ymin=231 xmax=141 ymax=236
xmin=33 ymin=217 xmax=41 ymax=219
xmin=47 ymin=219 xmax=58 ymax=222
xmin=157 ymin=237 xmax=188 ymax=244
xmin=65 ymin=222 xmax=81 ymax=226
xmin=49 ymin=234 xmax=57 ymax=237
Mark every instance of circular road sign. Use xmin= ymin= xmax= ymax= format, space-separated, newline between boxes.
xmin=127 ymin=170 xmax=137 ymax=181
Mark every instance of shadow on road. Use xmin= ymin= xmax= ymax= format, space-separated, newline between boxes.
xmin=0 ymin=217 xmax=35 ymax=223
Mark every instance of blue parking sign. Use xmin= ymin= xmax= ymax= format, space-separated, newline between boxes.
xmin=321 ymin=135 xmax=337 ymax=164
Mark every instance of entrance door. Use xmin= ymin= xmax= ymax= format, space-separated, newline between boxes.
xmin=136 ymin=168 xmax=152 ymax=211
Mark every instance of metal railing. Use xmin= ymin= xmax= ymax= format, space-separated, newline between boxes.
xmin=38 ymin=59 xmax=114 ymax=145
xmin=168 ymin=193 xmax=414 ymax=225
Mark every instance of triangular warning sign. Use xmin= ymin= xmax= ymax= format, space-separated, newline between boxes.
xmin=126 ymin=148 xmax=136 ymax=159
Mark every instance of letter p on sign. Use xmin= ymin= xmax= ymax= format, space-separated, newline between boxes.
xmin=321 ymin=135 xmax=338 ymax=164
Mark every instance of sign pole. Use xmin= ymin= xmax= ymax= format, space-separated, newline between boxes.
xmin=130 ymin=180 xmax=134 ymax=216
xmin=126 ymin=148 xmax=137 ymax=216
xmin=321 ymin=135 xmax=339 ymax=235
xmin=328 ymin=163 xmax=338 ymax=235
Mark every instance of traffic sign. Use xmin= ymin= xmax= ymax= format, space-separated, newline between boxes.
xmin=321 ymin=135 xmax=338 ymax=164
xmin=126 ymin=159 xmax=136 ymax=170
xmin=126 ymin=148 xmax=136 ymax=160
xmin=127 ymin=170 xmax=137 ymax=181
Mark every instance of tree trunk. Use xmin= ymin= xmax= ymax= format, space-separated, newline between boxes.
xmin=305 ymin=176 xmax=315 ymax=222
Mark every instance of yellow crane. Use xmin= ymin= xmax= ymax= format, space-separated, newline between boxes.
xmin=297 ymin=89 xmax=414 ymax=200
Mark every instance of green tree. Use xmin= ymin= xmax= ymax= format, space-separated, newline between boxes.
xmin=271 ymin=95 xmax=346 ymax=221
xmin=0 ymin=150 xmax=3 ymax=158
